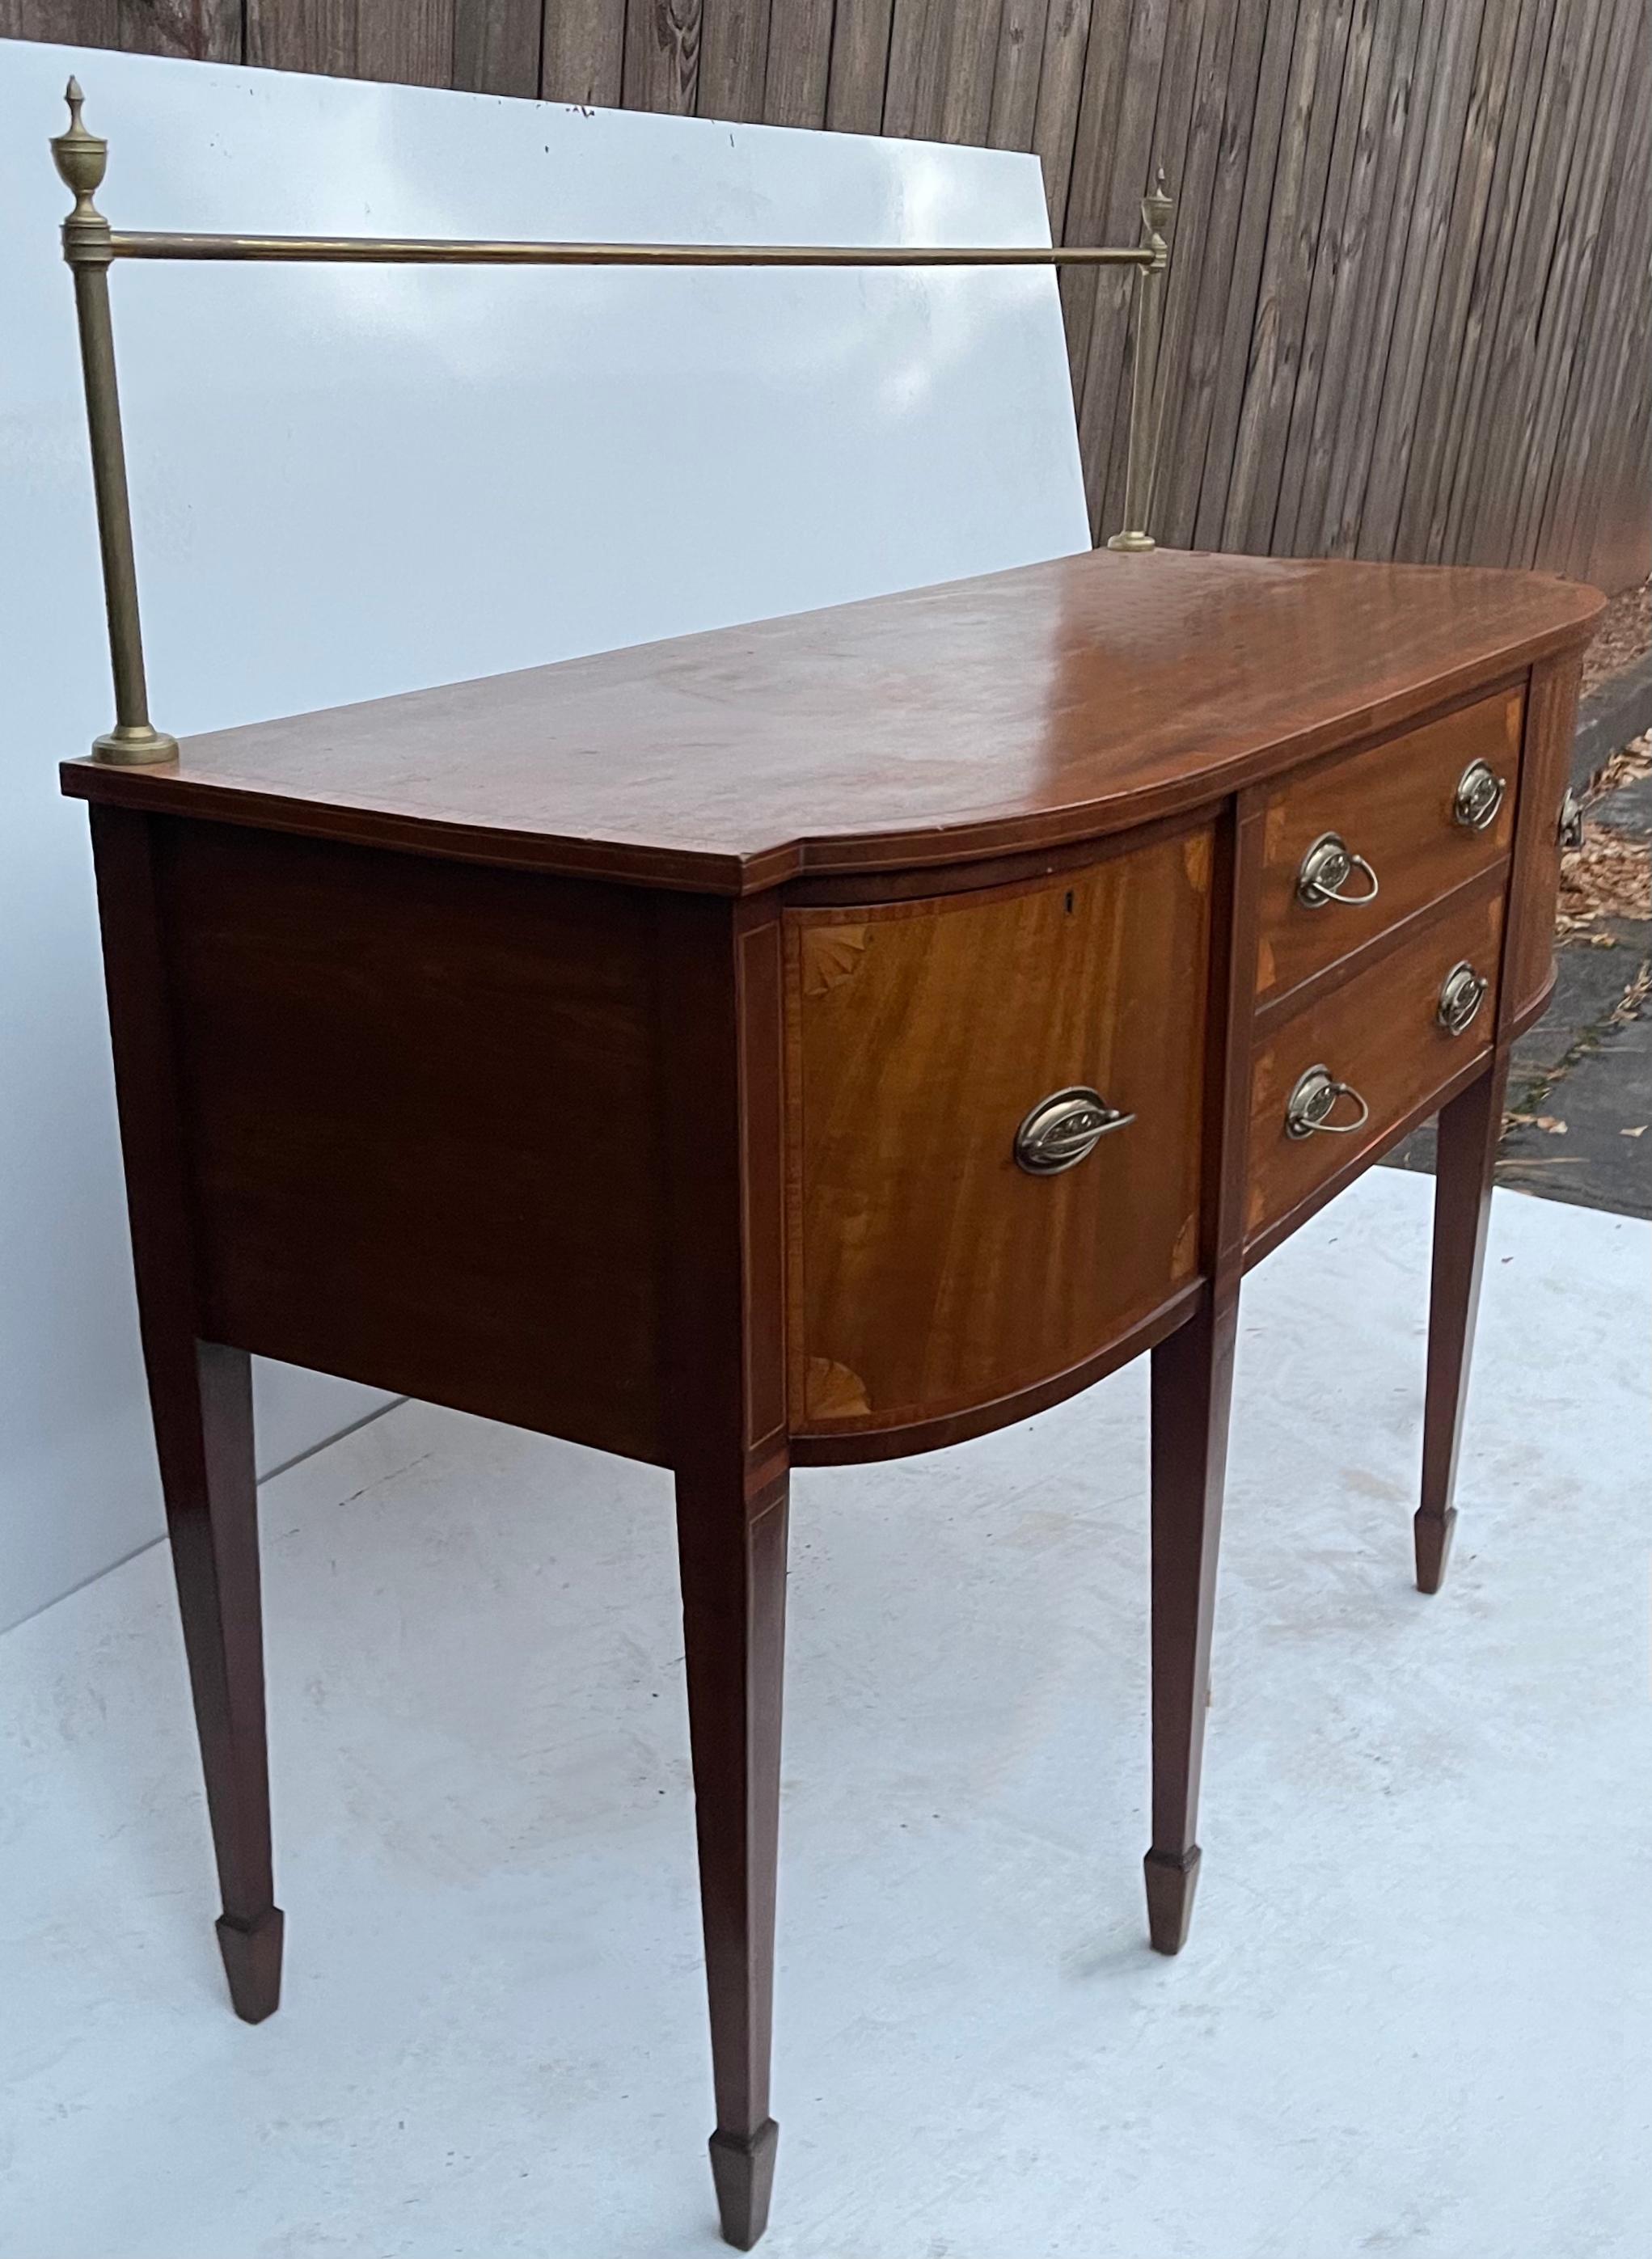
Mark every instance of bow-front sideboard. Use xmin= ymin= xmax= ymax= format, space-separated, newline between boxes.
xmin=63 ymin=546 xmax=1598 ymax=2247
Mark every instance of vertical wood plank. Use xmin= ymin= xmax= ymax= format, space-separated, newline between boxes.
xmin=1426 ymin=0 xmax=1558 ymax=564
xmin=825 ymin=0 xmax=894 ymax=132
xmin=885 ymin=0 xmax=1003 ymax=144
xmin=1155 ymin=0 xmax=1270 ymax=545
xmin=1223 ymin=0 xmax=1356 ymax=552
xmin=699 ymin=0 xmax=770 ymax=120
xmin=1463 ymin=0 xmax=1608 ymax=565
xmin=625 ymin=0 xmax=702 ymax=110
xmin=1190 ymin=0 xmax=1301 ymax=549
xmin=1276 ymin=0 xmax=1410 ymax=553
xmin=542 ymin=0 xmax=624 ymax=103
xmin=1550 ymin=29 xmax=1652 ymax=583
xmin=941 ymin=0 xmax=1004 ymax=143
xmin=1270 ymin=0 xmax=1377 ymax=553
xmin=1146 ymin=0 xmax=1240 ymax=548
xmin=1314 ymin=0 xmax=1436 ymax=555
xmin=112 ymin=0 xmax=239 ymax=58
xmin=1391 ymin=0 xmax=1527 ymax=561
xmin=0 ymin=0 xmax=120 ymax=41
xmin=356 ymin=0 xmax=457 ymax=86
xmin=1505 ymin=0 xmax=1633 ymax=568
xmin=1029 ymin=0 xmax=1092 ymax=228
xmin=453 ymin=0 xmax=539 ymax=93
xmin=987 ymin=0 xmax=1049 ymax=150
xmin=1355 ymin=0 xmax=1489 ymax=558
xmin=1057 ymin=0 xmax=1135 ymax=403
xmin=245 ymin=0 xmax=355 ymax=73
xmin=764 ymin=0 xmax=833 ymax=125
xmin=1091 ymin=0 xmax=1208 ymax=542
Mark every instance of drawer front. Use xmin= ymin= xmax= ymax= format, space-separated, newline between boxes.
xmin=785 ymin=830 xmax=1212 ymax=1436
xmin=1255 ymin=686 xmax=1523 ymax=1005
xmin=1248 ymin=880 xmax=1506 ymax=1243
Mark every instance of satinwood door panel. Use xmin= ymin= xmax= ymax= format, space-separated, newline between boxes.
xmin=784 ymin=828 xmax=1213 ymax=1438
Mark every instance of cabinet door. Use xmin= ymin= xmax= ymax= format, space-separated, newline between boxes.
xmin=784 ymin=828 xmax=1212 ymax=1441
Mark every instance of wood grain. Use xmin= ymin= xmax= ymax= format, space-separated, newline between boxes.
xmin=88 ymin=805 xmax=283 ymax=2025
xmin=1247 ymin=874 xmax=1506 ymax=1240
xmin=1253 ymin=683 xmax=1523 ymax=1004
xmin=1501 ymin=648 xmax=1585 ymax=1028
xmin=453 ymin=0 xmax=539 ymax=94
xmin=785 ymin=830 xmax=1211 ymax=1434
xmin=1139 ymin=783 xmax=1261 ymax=1955
xmin=154 ymin=818 xmax=669 ymax=1461
xmin=623 ymin=0 xmax=701 ymax=111
xmin=654 ymin=889 xmax=791 ymax=2250
xmin=541 ymin=0 xmax=623 ymax=104
xmin=1415 ymin=1045 xmax=1511 ymax=1594
xmin=61 ymin=550 xmax=1602 ymax=896
xmin=763 ymin=0 xmax=833 ymax=126
xmin=824 ymin=0 xmax=895 ymax=132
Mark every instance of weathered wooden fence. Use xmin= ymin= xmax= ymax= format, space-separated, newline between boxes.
xmin=7 ymin=0 xmax=1649 ymax=589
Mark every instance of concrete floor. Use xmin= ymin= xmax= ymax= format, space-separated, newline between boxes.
xmin=1 ymin=1168 xmax=1647 ymax=2259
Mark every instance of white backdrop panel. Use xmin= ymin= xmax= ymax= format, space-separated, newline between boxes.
xmin=0 ymin=39 xmax=1090 ymax=1629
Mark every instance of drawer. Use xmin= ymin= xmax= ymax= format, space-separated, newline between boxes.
xmin=1247 ymin=880 xmax=1506 ymax=1243
xmin=784 ymin=830 xmax=1212 ymax=1437
xmin=1255 ymin=686 xmax=1523 ymax=1005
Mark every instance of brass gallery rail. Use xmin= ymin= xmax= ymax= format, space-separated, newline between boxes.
xmin=48 ymin=77 xmax=1176 ymax=771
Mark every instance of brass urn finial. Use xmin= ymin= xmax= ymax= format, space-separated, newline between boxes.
xmin=52 ymin=77 xmax=108 ymax=222
xmin=1142 ymin=166 xmax=1174 ymax=270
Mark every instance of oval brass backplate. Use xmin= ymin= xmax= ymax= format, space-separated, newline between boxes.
xmin=1453 ymin=758 xmax=1506 ymax=832
xmin=1296 ymin=831 xmax=1379 ymax=909
xmin=1437 ymin=960 xmax=1489 ymax=1035
xmin=1013 ymin=1086 xmax=1134 ymax=1175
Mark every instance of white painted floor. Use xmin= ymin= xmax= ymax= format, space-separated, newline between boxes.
xmin=2 ymin=1168 xmax=1647 ymax=2259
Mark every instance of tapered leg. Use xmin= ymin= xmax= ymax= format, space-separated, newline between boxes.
xmin=1416 ymin=1052 xmax=1510 ymax=1594
xmin=677 ymin=1467 xmax=788 ymax=2250
xmin=88 ymin=808 xmax=281 ymax=2020
xmin=150 ymin=1337 xmax=283 ymax=2020
xmin=1144 ymin=1293 xmax=1237 ymax=1954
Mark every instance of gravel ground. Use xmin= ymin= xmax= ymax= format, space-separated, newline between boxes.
xmin=1580 ymin=577 xmax=1650 ymax=699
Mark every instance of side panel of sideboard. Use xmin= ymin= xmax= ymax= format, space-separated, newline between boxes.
xmin=147 ymin=817 xmax=671 ymax=1463
xmin=1503 ymin=651 xmax=1586 ymax=1028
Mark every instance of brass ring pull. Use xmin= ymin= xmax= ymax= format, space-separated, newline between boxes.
xmin=1013 ymin=1085 xmax=1134 ymax=1175
xmin=1558 ymin=787 xmax=1585 ymax=851
xmin=1453 ymin=759 xmax=1506 ymax=831
xmin=1284 ymin=1063 xmax=1371 ymax=1141
xmin=1296 ymin=832 xmax=1380 ymax=909
xmin=1437 ymin=961 xmax=1489 ymax=1037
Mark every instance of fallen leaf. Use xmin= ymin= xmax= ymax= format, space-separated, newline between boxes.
xmin=1623 ymin=1125 xmax=1647 ymax=1138
xmin=1557 ymin=825 xmax=1652 ymax=930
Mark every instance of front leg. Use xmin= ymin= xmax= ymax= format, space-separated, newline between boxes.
xmin=154 ymin=1337 xmax=283 ymax=2020
xmin=677 ymin=1461 xmax=788 ymax=2249
xmin=1416 ymin=1050 xmax=1510 ymax=1593
xmin=1144 ymin=1290 xmax=1237 ymax=1953
xmin=657 ymin=892 xmax=790 ymax=2246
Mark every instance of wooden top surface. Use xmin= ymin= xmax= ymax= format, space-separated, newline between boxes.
xmin=62 ymin=548 xmax=1601 ymax=893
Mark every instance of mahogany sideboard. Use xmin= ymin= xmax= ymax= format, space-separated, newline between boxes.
xmin=63 ymin=546 xmax=1599 ymax=2248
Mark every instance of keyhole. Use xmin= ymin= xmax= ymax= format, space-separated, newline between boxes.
xmin=1064 ymin=890 xmax=1075 ymax=914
